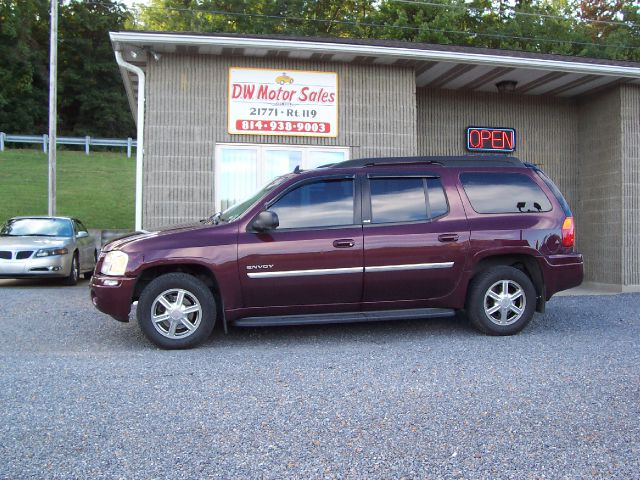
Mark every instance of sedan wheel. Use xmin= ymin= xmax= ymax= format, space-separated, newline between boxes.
xmin=63 ymin=254 xmax=79 ymax=286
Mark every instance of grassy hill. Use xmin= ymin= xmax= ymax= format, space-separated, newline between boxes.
xmin=0 ymin=149 xmax=135 ymax=229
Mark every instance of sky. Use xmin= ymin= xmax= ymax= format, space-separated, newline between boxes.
xmin=120 ymin=0 xmax=150 ymax=8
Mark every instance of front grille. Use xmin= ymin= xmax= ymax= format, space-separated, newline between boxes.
xmin=0 ymin=251 xmax=11 ymax=260
xmin=16 ymin=251 xmax=33 ymax=260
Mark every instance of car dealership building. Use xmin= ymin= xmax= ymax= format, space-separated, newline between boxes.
xmin=110 ymin=31 xmax=640 ymax=291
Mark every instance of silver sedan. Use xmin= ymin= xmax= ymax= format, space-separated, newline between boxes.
xmin=0 ymin=216 xmax=97 ymax=285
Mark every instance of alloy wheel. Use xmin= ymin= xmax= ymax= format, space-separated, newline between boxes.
xmin=483 ymin=279 xmax=526 ymax=326
xmin=150 ymin=288 xmax=203 ymax=339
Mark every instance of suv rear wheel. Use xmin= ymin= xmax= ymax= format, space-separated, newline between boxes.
xmin=137 ymin=273 xmax=216 ymax=349
xmin=467 ymin=266 xmax=536 ymax=335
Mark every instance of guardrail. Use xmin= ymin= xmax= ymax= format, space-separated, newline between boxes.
xmin=0 ymin=133 xmax=137 ymax=158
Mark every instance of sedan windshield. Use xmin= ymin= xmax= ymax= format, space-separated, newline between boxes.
xmin=0 ymin=218 xmax=73 ymax=237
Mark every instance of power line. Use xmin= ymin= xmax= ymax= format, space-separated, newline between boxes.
xmin=392 ymin=0 xmax=639 ymax=28
xmin=87 ymin=1 xmax=640 ymax=50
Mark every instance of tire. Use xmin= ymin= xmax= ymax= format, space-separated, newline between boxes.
xmin=83 ymin=250 xmax=98 ymax=280
xmin=137 ymin=273 xmax=216 ymax=349
xmin=466 ymin=266 xmax=536 ymax=336
xmin=63 ymin=253 xmax=79 ymax=286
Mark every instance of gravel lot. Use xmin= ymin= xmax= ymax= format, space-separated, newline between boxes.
xmin=0 ymin=279 xmax=638 ymax=479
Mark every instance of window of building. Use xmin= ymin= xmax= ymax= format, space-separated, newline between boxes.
xmin=270 ymin=179 xmax=354 ymax=229
xmin=460 ymin=172 xmax=552 ymax=214
xmin=215 ymin=144 xmax=349 ymax=211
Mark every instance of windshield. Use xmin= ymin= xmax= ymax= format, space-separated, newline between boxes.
xmin=0 ymin=218 xmax=73 ymax=237
xmin=219 ymin=174 xmax=293 ymax=222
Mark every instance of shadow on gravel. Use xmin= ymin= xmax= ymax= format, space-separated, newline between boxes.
xmin=0 ymin=278 xmax=91 ymax=288
xmin=200 ymin=313 xmax=476 ymax=350
xmin=99 ymin=311 xmax=477 ymax=352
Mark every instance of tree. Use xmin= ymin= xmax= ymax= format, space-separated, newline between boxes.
xmin=58 ymin=0 xmax=135 ymax=137
xmin=0 ymin=0 xmax=49 ymax=134
xmin=138 ymin=0 xmax=376 ymax=38
xmin=0 ymin=0 xmax=135 ymax=137
xmin=576 ymin=0 xmax=640 ymax=60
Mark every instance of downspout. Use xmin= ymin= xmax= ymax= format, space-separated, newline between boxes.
xmin=114 ymin=50 xmax=145 ymax=231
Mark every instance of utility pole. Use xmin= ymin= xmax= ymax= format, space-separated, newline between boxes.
xmin=48 ymin=0 xmax=58 ymax=216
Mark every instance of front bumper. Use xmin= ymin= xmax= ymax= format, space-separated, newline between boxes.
xmin=0 ymin=254 xmax=72 ymax=278
xmin=541 ymin=253 xmax=584 ymax=299
xmin=89 ymin=274 xmax=137 ymax=322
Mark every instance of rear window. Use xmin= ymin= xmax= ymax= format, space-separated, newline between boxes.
xmin=460 ymin=172 xmax=552 ymax=214
xmin=531 ymin=167 xmax=572 ymax=217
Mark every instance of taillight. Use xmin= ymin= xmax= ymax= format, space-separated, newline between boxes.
xmin=562 ymin=217 xmax=575 ymax=247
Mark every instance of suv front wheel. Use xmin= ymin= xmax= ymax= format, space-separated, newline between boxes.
xmin=137 ymin=273 xmax=216 ymax=349
xmin=467 ymin=266 xmax=536 ymax=335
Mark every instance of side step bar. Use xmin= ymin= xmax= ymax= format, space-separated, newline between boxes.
xmin=232 ymin=308 xmax=455 ymax=327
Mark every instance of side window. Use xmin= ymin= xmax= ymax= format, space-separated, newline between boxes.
xmin=369 ymin=177 xmax=449 ymax=224
xmin=427 ymin=178 xmax=449 ymax=218
xmin=270 ymin=179 xmax=354 ymax=229
xmin=75 ymin=220 xmax=88 ymax=234
xmin=370 ymin=178 xmax=427 ymax=224
xmin=460 ymin=172 xmax=552 ymax=214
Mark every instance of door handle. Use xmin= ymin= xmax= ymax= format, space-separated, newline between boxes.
xmin=333 ymin=239 xmax=355 ymax=248
xmin=438 ymin=233 xmax=459 ymax=243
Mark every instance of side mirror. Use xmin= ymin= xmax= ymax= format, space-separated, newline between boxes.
xmin=251 ymin=210 xmax=279 ymax=232
xmin=77 ymin=231 xmax=89 ymax=239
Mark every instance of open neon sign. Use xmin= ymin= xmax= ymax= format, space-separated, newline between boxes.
xmin=466 ymin=127 xmax=516 ymax=153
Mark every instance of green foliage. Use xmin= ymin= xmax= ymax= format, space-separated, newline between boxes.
xmin=0 ymin=149 xmax=135 ymax=229
xmin=0 ymin=0 xmax=135 ymax=137
xmin=136 ymin=0 xmax=640 ymax=61
xmin=0 ymin=0 xmax=49 ymax=133
xmin=139 ymin=0 xmax=377 ymax=37
xmin=58 ymin=0 xmax=135 ymax=137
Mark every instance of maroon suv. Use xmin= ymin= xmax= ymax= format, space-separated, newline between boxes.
xmin=90 ymin=156 xmax=583 ymax=349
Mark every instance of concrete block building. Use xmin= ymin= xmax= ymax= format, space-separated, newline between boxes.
xmin=110 ymin=32 xmax=640 ymax=291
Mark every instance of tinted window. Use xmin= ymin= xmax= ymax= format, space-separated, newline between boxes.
xmin=460 ymin=172 xmax=552 ymax=214
xmin=427 ymin=178 xmax=449 ymax=218
xmin=271 ymin=179 xmax=354 ymax=229
xmin=370 ymin=178 xmax=427 ymax=224
xmin=76 ymin=220 xmax=88 ymax=233
xmin=532 ymin=167 xmax=572 ymax=216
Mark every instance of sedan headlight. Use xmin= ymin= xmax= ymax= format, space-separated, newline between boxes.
xmin=100 ymin=251 xmax=129 ymax=276
xmin=35 ymin=247 xmax=68 ymax=257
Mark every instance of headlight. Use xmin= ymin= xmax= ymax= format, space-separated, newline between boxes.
xmin=100 ymin=251 xmax=129 ymax=276
xmin=35 ymin=247 xmax=68 ymax=257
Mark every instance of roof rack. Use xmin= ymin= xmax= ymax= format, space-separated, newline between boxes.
xmin=332 ymin=155 xmax=524 ymax=169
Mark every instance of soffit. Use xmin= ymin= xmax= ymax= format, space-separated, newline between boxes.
xmin=111 ymin=31 xmax=640 ymax=103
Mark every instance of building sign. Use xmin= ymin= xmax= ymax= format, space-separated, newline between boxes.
xmin=228 ymin=68 xmax=338 ymax=137
xmin=466 ymin=127 xmax=516 ymax=152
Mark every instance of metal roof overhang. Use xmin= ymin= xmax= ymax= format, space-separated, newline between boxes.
xmin=110 ymin=31 xmax=640 ymax=119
